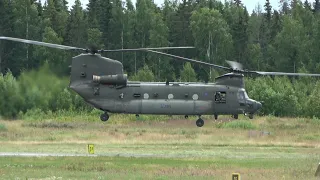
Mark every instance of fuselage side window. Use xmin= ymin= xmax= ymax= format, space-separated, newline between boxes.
xmin=215 ymin=91 xmax=226 ymax=103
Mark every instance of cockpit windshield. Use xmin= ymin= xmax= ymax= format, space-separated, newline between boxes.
xmin=238 ymin=90 xmax=249 ymax=101
xmin=243 ymin=91 xmax=249 ymax=99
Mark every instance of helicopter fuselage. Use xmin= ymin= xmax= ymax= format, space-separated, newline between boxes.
xmin=66 ymin=53 xmax=262 ymax=126
xmin=70 ymin=81 xmax=261 ymax=116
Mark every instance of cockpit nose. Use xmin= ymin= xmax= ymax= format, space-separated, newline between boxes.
xmin=256 ymin=101 xmax=262 ymax=110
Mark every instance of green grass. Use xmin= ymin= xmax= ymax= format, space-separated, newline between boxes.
xmin=0 ymin=123 xmax=7 ymax=131
xmin=216 ymin=120 xmax=257 ymax=129
xmin=0 ymin=115 xmax=320 ymax=179
xmin=0 ymin=156 xmax=318 ymax=180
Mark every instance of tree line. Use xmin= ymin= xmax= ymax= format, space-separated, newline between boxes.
xmin=1 ymin=62 xmax=320 ymax=119
xmin=1 ymin=0 xmax=320 ymax=119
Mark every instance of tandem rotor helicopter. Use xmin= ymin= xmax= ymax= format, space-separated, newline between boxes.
xmin=1 ymin=36 xmax=320 ymax=127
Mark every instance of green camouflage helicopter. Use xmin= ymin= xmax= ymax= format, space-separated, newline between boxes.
xmin=1 ymin=36 xmax=320 ymax=127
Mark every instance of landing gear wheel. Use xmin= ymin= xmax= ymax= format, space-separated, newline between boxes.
xmin=214 ymin=114 xmax=218 ymax=120
xmin=249 ymin=114 xmax=253 ymax=119
xmin=100 ymin=113 xmax=109 ymax=122
xmin=185 ymin=115 xmax=188 ymax=119
xmin=196 ymin=118 xmax=204 ymax=127
xmin=233 ymin=114 xmax=238 ymax=119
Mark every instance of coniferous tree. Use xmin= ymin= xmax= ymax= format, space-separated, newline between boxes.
xmin=280 ymin=0 xmax=290 ymax=14
xmin=235 ymin=7 xmax=249 ymax=64
xmin=304 ymin=0 xmax=311 ymax=11
xmin=130 ymin=64 xmax=155 ymax=81
xmin=43 ymin=0 xmax=68 ymax=39
xmin=234 ymin=0 xmax=242 ymax=7
xmin=87 ymin=0 xmax=100 ymax=29
xmin=190 ymin=7 xmax=232 ymax=80
xmin=36 ymin=0 xmax=43 ymax=16
xmin=107 ymin=0 xmax=124 ymax=51
xmin=65 ymin=0 xmax=87 ymax=47
xmin=264 ymin=0 xmax=272 ymax=22
xmin=270 ymin=10 xmax=281 ymax=41
xmin=0 ymin=0 xmax=15 ymax=74
xmin=315 ymin=0 xmax=320 ymax=13
xmin=97 ymin=0 xmax=112 ymax=47
xmin=180 ymin=62 xmax=197 ymax=82
xmin=290 ymin=0 xmax=298 ymax=10
xmin=33 ymin=27 xmax=66 ymax=72
xmin=11 ymin=0 xmax=42 ymax=74
xmin=149 ymin=12 xmax=170 ymax=81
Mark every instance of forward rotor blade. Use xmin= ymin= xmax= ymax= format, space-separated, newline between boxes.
xmin=0 ymin=36 xmax=84 ymax=51
xmin=101 ymin=46 xmax=195 ymax=52
xmin=145 ymin=49 xmax=231 ymax=71
xmin=252 ymin=71 xmax=320 ymax=77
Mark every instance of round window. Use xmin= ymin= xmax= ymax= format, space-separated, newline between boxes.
xmin=192 ymin=94 xmax=198 ymax=100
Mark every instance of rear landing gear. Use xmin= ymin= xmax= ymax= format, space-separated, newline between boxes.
xmin=100 ymin=112 xmax=109 ymax=122
xmin=196 ymin=116 xmax=204 ymax=127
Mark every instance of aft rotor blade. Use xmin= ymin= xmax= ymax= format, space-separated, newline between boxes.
xmin=252 ymin=71 xmax=320 ymax=77
xmin=0 ymin=36 xmax=84 ymax=51
xmin=145 ymin=49 xmax=231 ymax=71
xmin=226 ymin=60 xmax=243 ymax=71
xmin=101 ymin=46 xmax=195 ymax=52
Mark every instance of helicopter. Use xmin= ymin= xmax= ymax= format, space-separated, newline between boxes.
xmin=2 ymin=36 xmax=320 ymax=127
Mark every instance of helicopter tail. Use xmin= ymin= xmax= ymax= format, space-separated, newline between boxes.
xmin=69 ymin=53 xmax=126 ymax=89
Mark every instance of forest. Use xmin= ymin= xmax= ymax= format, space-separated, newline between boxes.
xmin=1 ymin=0 xmax=320 ymax=119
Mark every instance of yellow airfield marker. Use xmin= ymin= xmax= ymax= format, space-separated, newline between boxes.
xmin=232 ymin=173 xmax=240 ymax=180
xmin=88 ymin=144 xmax=94 ymax=154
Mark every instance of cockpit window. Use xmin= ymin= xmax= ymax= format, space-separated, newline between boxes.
xmin=244 ymin=91 xmax=249 ymax=99
xmin=238 ymin=90 xmax=248 ymax=100
xmin=238 ymin=91 xmax=244 ymax=100
xmin=238 ymin=90 xmax=249 ymax=106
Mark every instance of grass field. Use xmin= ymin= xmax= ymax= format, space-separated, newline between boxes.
xmin=0 ymin=114 xmax=320 ymax=179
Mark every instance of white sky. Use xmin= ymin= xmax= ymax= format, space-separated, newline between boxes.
xmin=41 ymin=0 xmax=316 ymax=14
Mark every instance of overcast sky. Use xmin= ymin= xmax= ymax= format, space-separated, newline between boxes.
xmin=41 ymin=0 xmax=316 ymax=14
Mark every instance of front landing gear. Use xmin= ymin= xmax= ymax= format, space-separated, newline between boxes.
xmin=196 ymin=116 xmax=204 ymax=127
xmin=100 ymin=112 xmax=109 ymax=122
xmin=245 ymin=113 xmax=254 ymax=119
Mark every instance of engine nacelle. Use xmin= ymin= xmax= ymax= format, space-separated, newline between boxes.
xmin=93 ymin=74 xmax=127 ymax=85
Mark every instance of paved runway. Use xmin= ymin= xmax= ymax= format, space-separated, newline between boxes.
xmin=1 ymin=150 xmax=318 ymax=159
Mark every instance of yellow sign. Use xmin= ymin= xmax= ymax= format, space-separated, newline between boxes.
xmin=232 ymin=173 xmax=240 ymax=180
xmin=88 ymin=144 xmax=94 ymax=154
